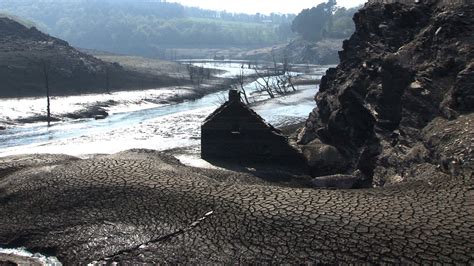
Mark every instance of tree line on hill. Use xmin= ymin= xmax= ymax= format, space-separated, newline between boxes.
xmin=0 ymin=0 xmax=295 ymax=55
xmin=0 ymin=0 xmax=359 ymax=58
xmin=292 ymin=0 xmax=359 ymax=42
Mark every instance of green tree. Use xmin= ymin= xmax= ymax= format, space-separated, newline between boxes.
xmin=291 ymin=0 xmax=337 ymax=41
xmin=1 ymin=0 xmax=296 ymax=57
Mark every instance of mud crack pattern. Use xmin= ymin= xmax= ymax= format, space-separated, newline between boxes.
xmin=0 ymin=150 xmax=473 ymax=264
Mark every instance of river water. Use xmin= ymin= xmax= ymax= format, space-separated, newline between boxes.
xmin=0 ymin=62 xmax=328 ymax=158
xmin=0 ymin=63 xmax=327 ymax=262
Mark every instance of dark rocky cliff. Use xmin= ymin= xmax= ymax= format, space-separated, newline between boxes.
xmin=299 ymin=1 xmax=473 ymax=187
xmin=0 ymin=17 xmax=182 ymax=98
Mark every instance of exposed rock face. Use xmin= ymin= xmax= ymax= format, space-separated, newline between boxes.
xmin=301 ymin=140 xmax=349 ymax=176
xmin=299 ymin=2 xmax=473 ymax=186
xmin=0 ymin=17 xmax=181 ymax=98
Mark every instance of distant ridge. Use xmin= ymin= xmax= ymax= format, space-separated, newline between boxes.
xmin=0 ymin=17 xmax=182 ymax=98
xmin=0 ymin=12 xmax=37 ymax=28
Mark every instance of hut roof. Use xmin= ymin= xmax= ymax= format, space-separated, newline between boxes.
xmin=203 ymin=90 xmax=283 ymax=135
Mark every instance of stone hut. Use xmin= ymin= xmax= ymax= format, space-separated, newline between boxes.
xmin=201 ymin=90 xmax=304 ymax=164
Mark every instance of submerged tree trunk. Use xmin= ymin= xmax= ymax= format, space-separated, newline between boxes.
xmin=105 ymin=66 xmax=111 ymax=94
xmin=237 ymin=69 xmax=250 ymax=104
xmin=253 ymin=67 xmax=275 ymax=98
xmin=240 ymin=85 xmax=250 ymax=104
xmin=287 ymin=74 xmax=297 ymax=92
xmin=41 ymin=60 xmax=51 ymax=127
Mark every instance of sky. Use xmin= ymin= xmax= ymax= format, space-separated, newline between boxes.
xmin=166 ymin=0 xmax=367 ymax=15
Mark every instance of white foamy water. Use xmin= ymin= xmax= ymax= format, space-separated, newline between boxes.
xmin=0 ymin=87 xmax=193 ymax=126
xmin=189 ymin=61 xmax=259 ymax=78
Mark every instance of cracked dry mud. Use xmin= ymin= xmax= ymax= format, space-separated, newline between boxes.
xmin=0 ymin=149 xmax=473 ymax=264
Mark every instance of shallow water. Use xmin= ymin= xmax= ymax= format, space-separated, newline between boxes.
xmin=0 ymin=63 xmax=327 ymax=157
xmin=0 ymin=247 xmax=62 ymax=265
xmin=0 ymin=87 xmax=191 ymax=124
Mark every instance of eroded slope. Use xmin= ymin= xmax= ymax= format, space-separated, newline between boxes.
xmin=299 ymin=2 xmax=473 ymax=186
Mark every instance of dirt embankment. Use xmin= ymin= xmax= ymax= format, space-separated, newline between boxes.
xmin=298 ymin=1 xmax=473 ymax=187
xmin=0 ymin=17 xmax=188 ymax=98
xmin=231 ymin=38 xmax=343 ymax=65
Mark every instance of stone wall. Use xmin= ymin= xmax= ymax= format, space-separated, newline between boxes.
xmin=201 ymin=90 xmax=304 ymax=165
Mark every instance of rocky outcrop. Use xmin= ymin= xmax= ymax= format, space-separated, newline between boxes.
xmin=0 ymin=17 xmax=183 ymax=98
xmin=299 ymin=1 xmax=473 ymax=186
xmin=301 ymin=139 xmax=349 ymax=176
xmin=64 ymin=106 xmax=109 ymax=120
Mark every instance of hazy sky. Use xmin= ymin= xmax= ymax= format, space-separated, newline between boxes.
xmin=166 ymin=0 xmax=367 ymax=15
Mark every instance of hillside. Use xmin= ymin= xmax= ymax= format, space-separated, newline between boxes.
xmin=235 ymin=38 xmax=343 ymax=65
xmin=299 ymin=1 xmax=473 ymax=187
xmin=0 ymin=0 xmax=295 ymax=57
xmin=0 ymin=0 xmax=359 ymax=64
xmin=0 ymin=17 xmax=184 ymax=98
xmin=236 ymin=3 xmax=360 ymax=65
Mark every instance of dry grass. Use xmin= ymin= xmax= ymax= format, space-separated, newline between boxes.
xmin=96 ymin=55 xmax=188 ymax=78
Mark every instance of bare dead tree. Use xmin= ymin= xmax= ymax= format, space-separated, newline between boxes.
xmin=215 ymin=92 xmax=228 ymax=105
xmin=285 ymin=71 xmax=297 ymax=92
xmin=232 ymin=69 xmax=250 ymax=104
xmin=270 ymin=48 xmax=279 ymax=74
xmin=284 ymin=53 xmax=297 ymax=92
xmin=273 ymin=76 xmax=286 ymax=95
xmin=186 ymin=63 xmax=209 ymax=86
xmin=282 ymin=49 xmax=290 ymax=74
xmin=268 ymin=48 xmax=299 ymax=96
xmin=186 ymin=62 xmax=195 ymax=83
xmin=41 ymin=60 xmax=51 ymax=127
xmin=277 ymin=49 xmax=297 ymax=93
xmin=280 ymin=51 xmax=297 ymax=93
xmin=105 ymin=66 xmax=111 ymax=94
xmin=251 ymin=52 xmax=298 ymax=100
xmin=253 ymin=66 xmax=275 ymax=98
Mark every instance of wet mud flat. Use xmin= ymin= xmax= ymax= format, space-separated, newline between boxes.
xmin=0 ymin=247 xmax=61 ymax=265
xmin=0 ymin=82 xmax=317 ymax=158
xmin=0 ymin=149 xmax=472 ymax=264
